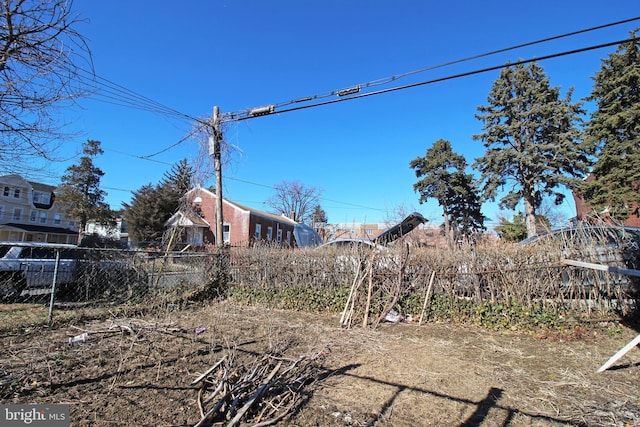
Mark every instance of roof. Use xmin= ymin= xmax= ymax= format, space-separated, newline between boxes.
xmin=28 ymin=181 xmax=57 ymax=193
xmin=185 ymin=187 xmax=297 ymax=225
xmin=226 ymin=199 xmax=297 ymax=224
xmin=0 ymin=223 xmax=78 ymax=235
xmin=165 ymin=211 xmax=210 ymax=228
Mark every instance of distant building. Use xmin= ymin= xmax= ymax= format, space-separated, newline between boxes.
xmin=0 ymin=174 xmax=78 ymax=243
xmin=165 ymin=187 xmax=321 ymax=248
xmin=85 ymin=217 xmax=130 ymax=247
xmin=573 ymin=174 xmax=640 ymax=227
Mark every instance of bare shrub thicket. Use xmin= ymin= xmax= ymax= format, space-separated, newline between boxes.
xmin=17 ymin=229 xmax=637 ymax=329
xmin=227 ymin=235 xmax=639 ymax=327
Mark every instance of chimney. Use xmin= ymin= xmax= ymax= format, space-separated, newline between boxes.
xmin=290 ymin=211 xmax=296 ymax=222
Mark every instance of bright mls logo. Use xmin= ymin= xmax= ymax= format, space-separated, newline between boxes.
xmin=1 ymin=404 xmax=69 ymax=426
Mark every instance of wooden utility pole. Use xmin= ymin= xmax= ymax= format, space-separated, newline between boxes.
xmin=211 ymin=106 xmax=224 ymax=246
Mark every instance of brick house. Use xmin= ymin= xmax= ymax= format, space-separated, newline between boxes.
xmin=165 ymin=187 xmax=321 ymax=248
xmin=573 ymin=174 xmax=640 ymax=227
xmin=0 ymin=174 xmax=79 ymax=243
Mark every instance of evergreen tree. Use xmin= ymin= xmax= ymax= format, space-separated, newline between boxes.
xmin=445 ymin=171 xmax=486 ymax=244
xmin=158 ymin=158 xmax=195 ymax=220
xmin=495 ymin=211 xmax=551 ymax=242
xmin=56 ymin=140 xmax=113 ymax=244
xmin=122 ymin=184 xmax=164 ymax=246
xmin=311 ymin=205 xmax=328 ymax=224
xmin=122 ymin=159 xmax=195 ymax=247
xmin=582 ymin=31 xmax=640 ymax=221
xmin=472 ymin=61 xmax=589 ymax=238
xmin=410 ymin=139 xmax=484 ymax=247
xmin=495 ymin=212 xmax=528 ymax=242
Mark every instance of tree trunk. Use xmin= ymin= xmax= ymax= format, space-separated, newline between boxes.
xmin=524 ymin=195 xmax=537 ymax=238
xmin=442 ymin=205 xmax=453 ymax=249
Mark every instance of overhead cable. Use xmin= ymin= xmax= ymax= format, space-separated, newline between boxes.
xmin=224 ymin=35 xmax=640 ymax=122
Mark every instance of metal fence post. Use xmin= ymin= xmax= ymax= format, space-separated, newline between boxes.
xmin=48 ymin=249 xmax=61 ymax=323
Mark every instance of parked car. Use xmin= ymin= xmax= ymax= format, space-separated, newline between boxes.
xmin=520 ymin=225 xmax=640 ymax=296
xmin=520 ymin=225 xmax=640 ymax=267
xmin=0 ymin=242 xmax=147 ymax=302
xmin=316 ymin=212 xmax=427 ymax=250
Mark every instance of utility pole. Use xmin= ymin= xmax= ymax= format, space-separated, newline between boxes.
xmin=211 ymin=106 xmax=224 ymax=246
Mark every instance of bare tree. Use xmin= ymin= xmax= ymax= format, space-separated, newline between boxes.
xmin=265 ymin=180 xmax=322 ymax=224
xmin=0 ymin=0 xmax=91 ymax=174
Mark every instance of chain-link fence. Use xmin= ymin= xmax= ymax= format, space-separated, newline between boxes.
xmin=0 ymin=243 xmax=226 ymax=310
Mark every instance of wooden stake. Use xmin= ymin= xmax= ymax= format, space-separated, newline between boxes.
xmin=419 ymin=271 xmax=436 ymax=326
xmin=362 ymin=262 xmax=374 ymax=328
xmin=340 ymin=269 xmax=361 ymax=326
xmin=597 ymin=334 xmax=640 ymax=372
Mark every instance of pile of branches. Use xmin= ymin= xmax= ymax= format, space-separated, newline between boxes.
xmin=191 ymin=349 xmax=327 ymax=426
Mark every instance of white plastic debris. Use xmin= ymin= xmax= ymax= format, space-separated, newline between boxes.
xmin=69 ymin=332 xmax=88 ymax=345
xmin=384 ymin=310 xmax=402 ymax=323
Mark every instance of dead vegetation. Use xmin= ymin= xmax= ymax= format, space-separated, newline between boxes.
xmin=0 ymin=302 xmax=639 ymax=426
xmin=1 ymin=232 xmax=640 ymax=426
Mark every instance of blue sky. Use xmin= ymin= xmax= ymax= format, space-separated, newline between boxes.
xmin=51 ymin=1 xmax=640 ymax=227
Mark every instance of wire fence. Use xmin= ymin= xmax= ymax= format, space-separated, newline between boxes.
xmin=0 ymin=242 xmax=638 ymax=322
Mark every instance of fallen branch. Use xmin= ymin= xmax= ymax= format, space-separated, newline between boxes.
xmin=191 ymin=355 xmax=227 ymax=386
xmin=227 ymin=360 xmax=282 ymax=427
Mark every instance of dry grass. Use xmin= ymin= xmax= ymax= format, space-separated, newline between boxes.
xmin=1 ymin=301 xmax=639 ymax=426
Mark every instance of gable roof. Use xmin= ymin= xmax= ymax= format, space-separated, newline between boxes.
xmin=185 ymin=187 xmax=297 ymax=225
xmin=165 ymin=210 xmax=210 ymax=228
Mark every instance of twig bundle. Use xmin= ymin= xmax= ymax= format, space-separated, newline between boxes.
xmin=192 ymin=349 xmax=327 ymax=427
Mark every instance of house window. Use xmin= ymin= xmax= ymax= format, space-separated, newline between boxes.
xmin=3 ymin=187 xmax=9 ymax=197
xmin=39 ymin=212 xmax=47 ymax=224
xmin=32 ymin=190 xmax=50 ymax=204
xmin=12 ymin=208 xmax=22 ymax=221
xmin=276 ymin=229 xmax=282 ymax=243
xmin=54 ymin=214 xmax=62 ymax=225
xmin=365 ymin=229 xmax=374 ymax=236
xmin=30 ymin=211 xmax=37 ymax=222
xmin=223 ymin=223 xmax=230 ymax=243
xmin=267 ymin=226 xmax=273 ymax=241
xmin=0 ymin=205 xmax=3 ymax=219
xmin=255 ymin=224 xmax=261 ymax=240
xmin=13 ymin=188 xmax=20 ymax=198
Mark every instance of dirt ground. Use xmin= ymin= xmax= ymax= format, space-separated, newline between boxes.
xmin=1 ymin=302 xmax=639 ymax=427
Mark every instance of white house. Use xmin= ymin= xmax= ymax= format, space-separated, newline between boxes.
xmin=0 ymin=174 xmax=78 ymax=243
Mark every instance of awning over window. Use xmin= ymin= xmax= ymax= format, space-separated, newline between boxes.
xmin=0 ymin=223 xmax=77 ymax=235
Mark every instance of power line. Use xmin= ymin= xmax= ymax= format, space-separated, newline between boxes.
xmin=74 ymin=66 xmax=207 ymax=126
xmin=83 ymin=18 xmax=639 ymax=162
xmin=222 ymin=33 xmax=640 ymax=123
xmin=273 ymin=36 xmax=639 ymax=116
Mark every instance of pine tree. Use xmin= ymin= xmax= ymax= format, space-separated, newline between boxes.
xmin=410 ymin=139 xmax=484 ymax=247
xmin=158 ymin=158 xmax=196 ymax=221
xmin=472 ymin=61 xmax=589 ymax=238
xmin=122 ymin=159 xmax=195 ymax=247
xmin=583 ymin=31 xmax=640 ymax=221
xmin=122 ymin=184 xmax=164 ymax=246
xmin=311 ymin=205 xmax=328 ymax=224
xmin=56 ymin=140 xmax=113 ymax=244
xmin=445 ymin=171 xmax=486 ymax=244
xmin=495 ymin=212 xmax=528 ymax=242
